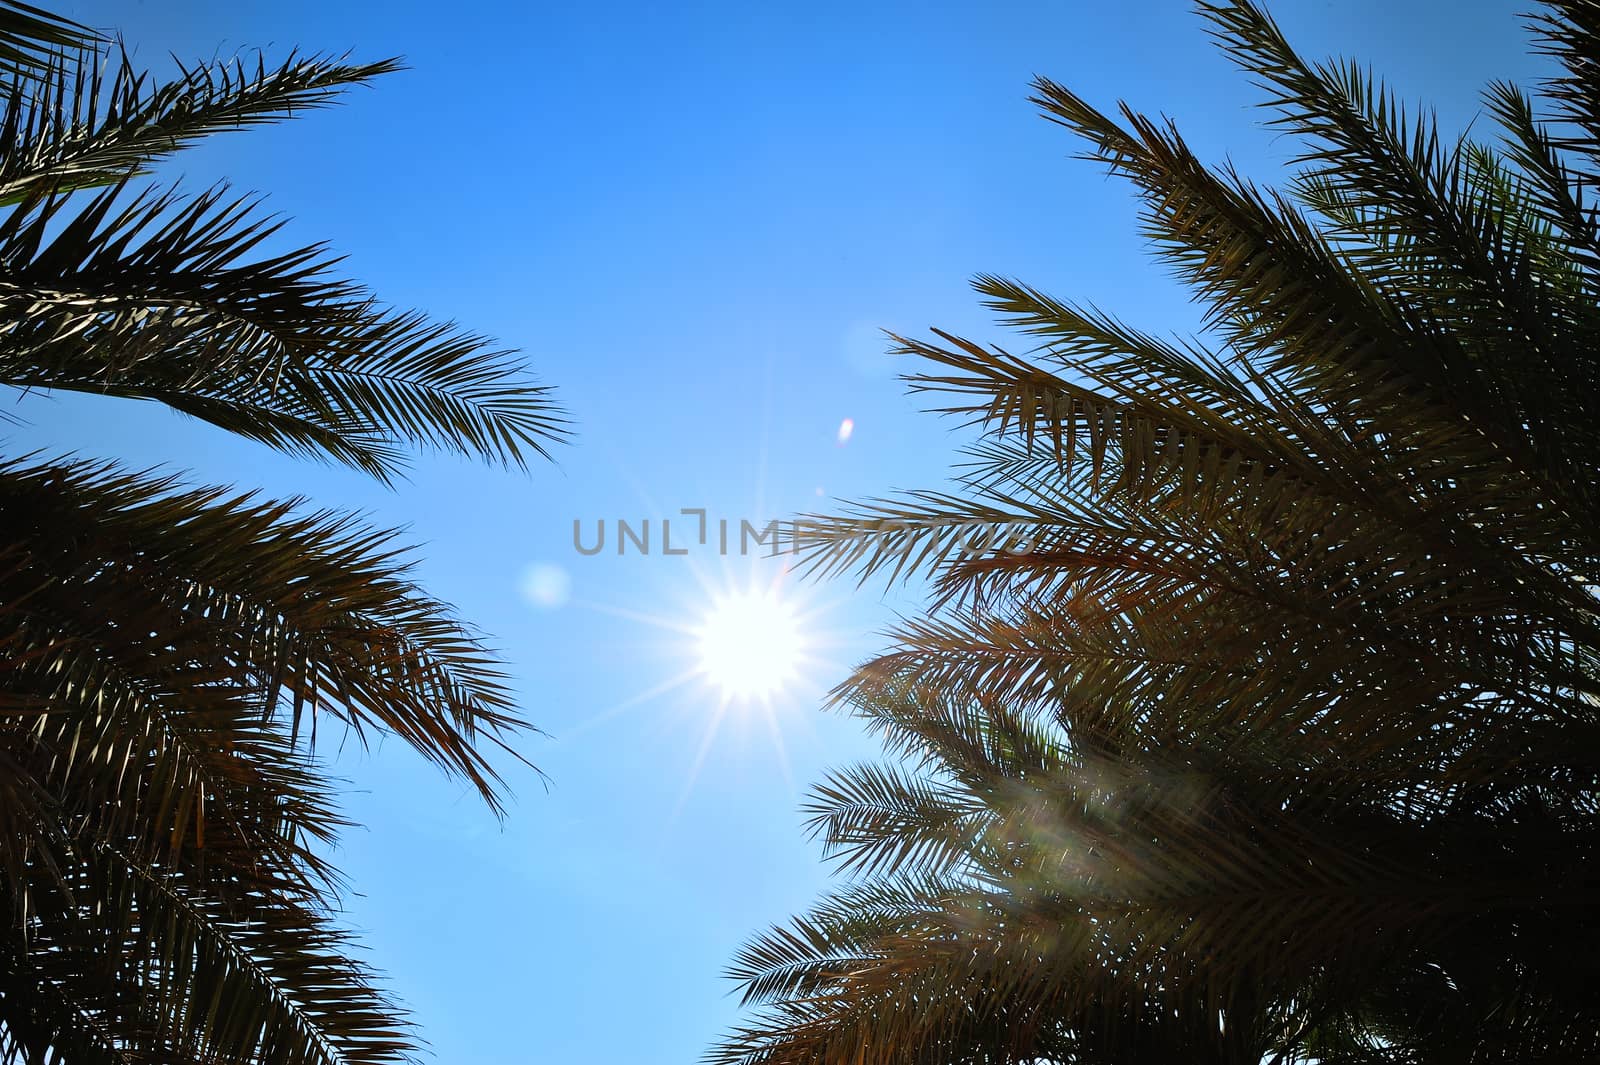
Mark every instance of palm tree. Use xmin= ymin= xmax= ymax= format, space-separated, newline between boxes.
xmin=713 ymin=1 xmax=1600 ymax=1062
xmin=0 ymin=5 xmax=566 ymax=1063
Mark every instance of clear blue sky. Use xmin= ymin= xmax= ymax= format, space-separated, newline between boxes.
xmin=13 ymin=1 xmax=1543 ymax=1060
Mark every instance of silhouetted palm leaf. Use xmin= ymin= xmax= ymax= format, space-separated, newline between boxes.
xmin=0 ymin=1 xmax=93 ymax=81
xmin=0 ymin=180 xmax=567 ymax=481
xmin=0 ymin=49 xmax=402 ymax=204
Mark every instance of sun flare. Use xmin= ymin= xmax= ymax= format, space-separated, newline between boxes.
xmin=695 ymin=588 xmax=803 ymax=701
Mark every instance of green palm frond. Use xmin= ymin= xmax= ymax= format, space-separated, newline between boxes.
xmin=1483 ymin=79 xmax=1599 ymax=262
xmin=1201 ymin=0 xmax=1600 ymax=493
xmin=0 ymin=6 xmax=564 ymax=1062
xmin=0 ymin=455 xmax=534 ymax=817
xmin=1 ymin=842 xmax=414 ymax=1065
xmin=802 ymin=761 xmax=991 ymax=879
xmin=0 ymin=453 xmax=548 ymax=1062
xmin=1527 ymin=0 xmax=1600 ymax=180
xmin=0 ymin=48 xmax=402 ymax=204
xmin=0 ymin=182 xmax=567 ymax=481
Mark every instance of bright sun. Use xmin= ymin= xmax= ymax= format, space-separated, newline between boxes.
xmin=695 ymin=588 xmax=803 ymax=701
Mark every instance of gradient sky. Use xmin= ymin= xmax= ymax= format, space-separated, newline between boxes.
xmin=13 ymin=1 xmax=1546 ymax=1061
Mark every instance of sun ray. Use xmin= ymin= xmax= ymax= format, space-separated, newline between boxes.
xmin=572 ymin=598 xmax=701 ymax=635
xmin=561 ymin=666 xmax=703 ymax=740
xmin=756 ymin=702 xmax=796 ymax=801
xmin=671 ymin=695 xmax=734 ymax=823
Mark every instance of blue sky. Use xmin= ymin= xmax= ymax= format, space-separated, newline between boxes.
xmin=15 ymin=1 xmax=1544 ymax=1061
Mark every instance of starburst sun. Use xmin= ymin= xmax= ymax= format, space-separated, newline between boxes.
xmin=694 ymin=587 xmax=804 ymax=701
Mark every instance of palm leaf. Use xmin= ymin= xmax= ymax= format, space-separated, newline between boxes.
xmin=0 ymin=48 xmax=402 ymax=204
xmin=0 ymin=1 xmax=94 ymax=81
xmin=0 ymin=182 xmax=568 ymax=481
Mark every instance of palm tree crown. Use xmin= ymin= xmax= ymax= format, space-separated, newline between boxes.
xmin=714 ymin=2 xmax=1600 ymax=1062
xmin=0 ymin=5 xmax=566 ymax=1063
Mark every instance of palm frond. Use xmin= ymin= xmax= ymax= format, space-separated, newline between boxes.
xmin=0 ymin=182 xmax=568 ymax=480
xmin=0 ymin=48 xmax=402 ymax=204
xmin=0 ymin=455 xmax=537 ymax=822
xmin=1527 ymin=0 xmax=1600 ymax=181
xmin=1 ymin=842 xmax=415 ymax=1065
xmin=0 ymin=9 xmax=562 ymax=1062
xmin=0 ymin=1 xmax=94 ymax=81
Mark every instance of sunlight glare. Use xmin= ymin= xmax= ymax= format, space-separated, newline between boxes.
xmin=696 ymin=588 xmax=803 ymax=701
